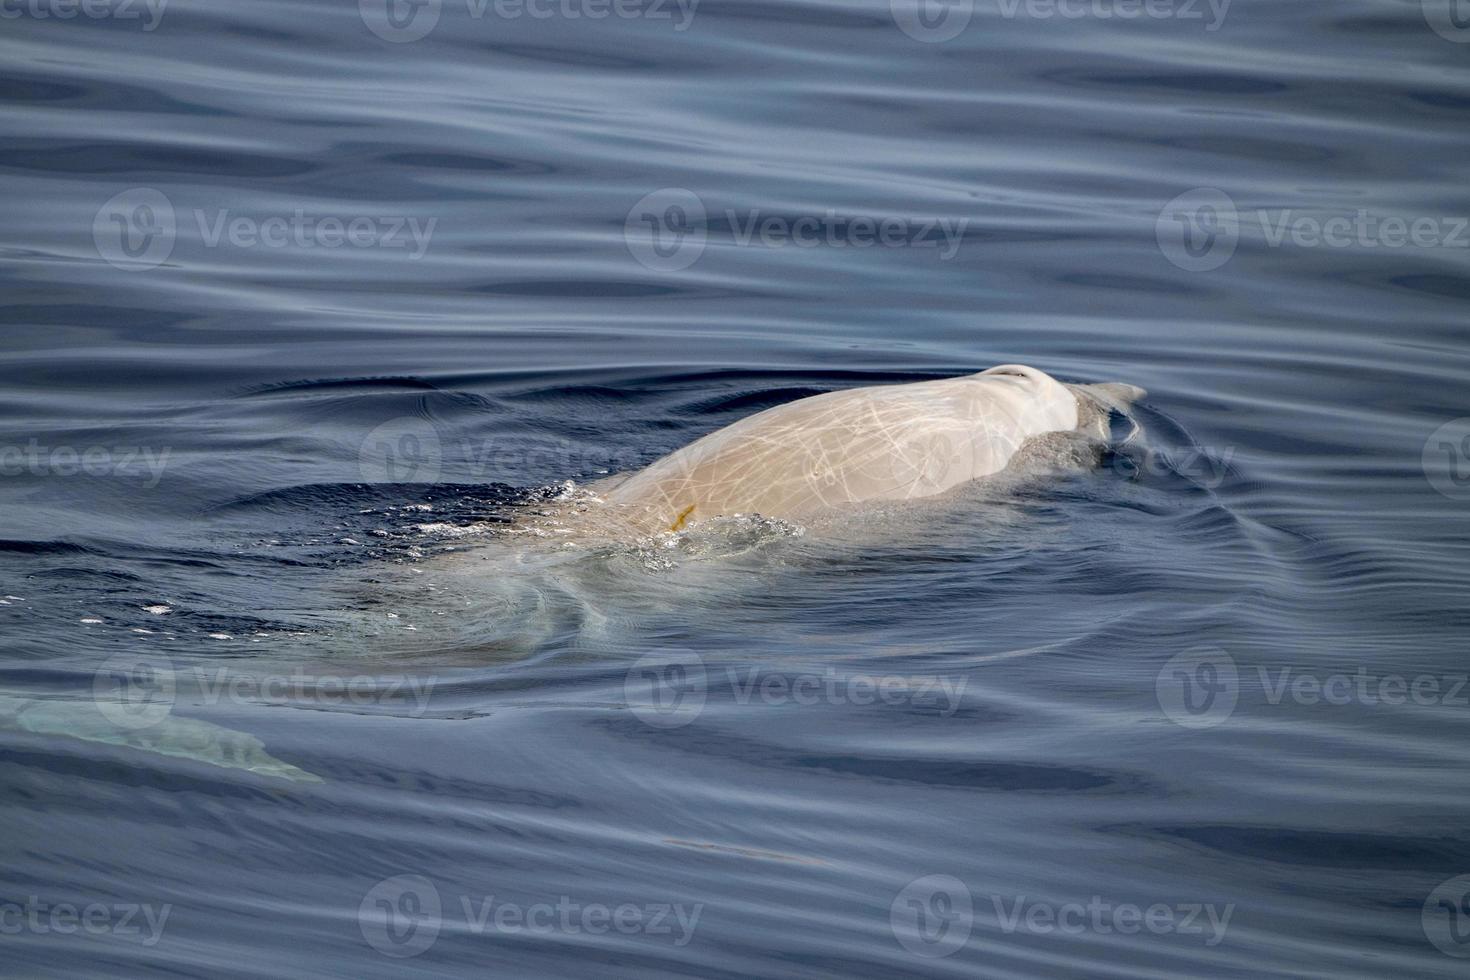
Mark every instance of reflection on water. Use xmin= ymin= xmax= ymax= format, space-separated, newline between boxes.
xmin=3 ymin=0 xmax=1470 ymax=976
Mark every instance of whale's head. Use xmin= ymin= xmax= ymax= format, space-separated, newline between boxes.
xmin=972 ymin=364 xmax=1082 ymax=432
xmin=972 ymin=364 xmax=1146 ymax=443
xmin=976 ymin=364 xmax=1073 ymax=398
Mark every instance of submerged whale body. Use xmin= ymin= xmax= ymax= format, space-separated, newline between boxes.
xmin=0 ymin=691 xmax=321 ymax=783
xmin=594 ymin=365 xmax=1144 ymax=532
xmin=390 ymin=365 xmax=1145 ymax=651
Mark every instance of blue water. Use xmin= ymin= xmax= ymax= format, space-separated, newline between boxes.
xmin=4 ymin=0 xmax=1470 ymax=976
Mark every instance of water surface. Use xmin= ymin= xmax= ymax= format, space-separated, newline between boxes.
xmin=3 ymin=0 xmax=1470 ymax=976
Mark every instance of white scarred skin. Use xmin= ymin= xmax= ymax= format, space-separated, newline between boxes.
xmin=593 ymin=365 xmax=1144 ymax=532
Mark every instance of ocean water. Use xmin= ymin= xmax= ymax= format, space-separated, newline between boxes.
xmin=3 ymin=0 xmax=1470 ymax=976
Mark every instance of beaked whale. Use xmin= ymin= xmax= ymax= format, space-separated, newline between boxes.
xmin=379 ymin=366 xmax=1144 ymax=655
xmin=589 ymin=365 xmax=1144 ymax=533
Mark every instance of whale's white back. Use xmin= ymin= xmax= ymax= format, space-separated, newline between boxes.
xmin=598 ymin=365 xmax=1136 ymax=530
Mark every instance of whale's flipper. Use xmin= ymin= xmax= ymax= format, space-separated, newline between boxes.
xmin=0 ymin=693 xmax=322 ymax=783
